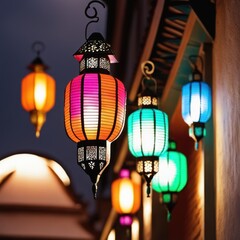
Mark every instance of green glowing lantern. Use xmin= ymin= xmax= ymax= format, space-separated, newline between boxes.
xmin=152 ymin=140 xmax=188 ymax=220
xmin=128 ymin=61 xmax=169 ymax=197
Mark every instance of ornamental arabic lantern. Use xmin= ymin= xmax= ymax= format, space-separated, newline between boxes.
xmin=21 ymin=42 xmax=56 ymax=138
xmin=152 ymin=140 xmax=188 ymax=221
xmin=128 ymin=61 xmax=169 ymax=197
xmin=64 ymin=1 xmax=126 ymax=198
xmin=181 ymin=56 xmax=212 ymax=150
xmin=111 ymin=169 xmax=141 ymax=226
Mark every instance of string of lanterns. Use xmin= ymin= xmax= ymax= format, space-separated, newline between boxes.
xmin=20 ymin=0 xmax=212 ymax=231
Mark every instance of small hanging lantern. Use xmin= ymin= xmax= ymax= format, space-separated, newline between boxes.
xmin=21 ymin=42 xmax=56 ymax=138
xmin=152 ymin=140 xmax=188 ymax=221
xmin=181 ymin=55 xmax=212 ymax=150
xmin=111 ymin=169 xmax=141 ymax=226
xmin=64 ymin=1 xmax=126 ymax=198
xmin=128 ymin=61 xmax=169 ymax=197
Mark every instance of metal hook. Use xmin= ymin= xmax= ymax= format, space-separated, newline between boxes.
xmin=84 ymin=0 xmax=106 ymax=40
xmin=188 ymin=55 xmax=204 ymax=72
xmin=141 ymin=60 xmax=155 ymax=79
xmin=32 ymin=41 xmax=45 ymax=56
xmin=141 ymin=60 xmax=157 ymax=92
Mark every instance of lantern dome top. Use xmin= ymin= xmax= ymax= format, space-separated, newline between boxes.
xmin=73 ymin=32 xmax=118 ymax=63
xmin=28 ymin=56 xmax=48 ymax=72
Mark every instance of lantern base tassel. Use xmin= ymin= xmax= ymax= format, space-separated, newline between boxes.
xmin=160 ymin=193 xmax=178 ymax=222
xmin=77 ymin=141 xmax=110 ymax=199
xmin=146 ymin=182 xmax=151 ymax=197
xmin=30 ymin=110 xmax=46 ymax=138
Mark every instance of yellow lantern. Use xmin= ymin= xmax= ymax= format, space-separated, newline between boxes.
xmin=21 ymin=42 xmax=56 ymax=138
xmin=111 ymin=169 xmax=141 ymax=226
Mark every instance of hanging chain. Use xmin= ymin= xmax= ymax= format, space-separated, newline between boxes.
xmin=188 ymin=55 xmax=204 ymax=72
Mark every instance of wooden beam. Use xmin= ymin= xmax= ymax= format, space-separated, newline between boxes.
xmin=128 ymin=0 xmax=165 ymax=102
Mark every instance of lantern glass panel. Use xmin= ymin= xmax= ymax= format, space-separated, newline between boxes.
xmin=128 ymin=109 xmax=168 ymax=157
xmin=182 ymin=81 xmax=212 ymax=125
xmin=152 ymin=151 xmax=188 ymax=193
xmin=119 ymin=179 xmax=135 ymax=212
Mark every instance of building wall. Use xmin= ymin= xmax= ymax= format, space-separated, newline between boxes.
xmin=167 ymin=101 xmax=204 ymax=240
xmin=214 ymin=0 xmax=240 ymax=239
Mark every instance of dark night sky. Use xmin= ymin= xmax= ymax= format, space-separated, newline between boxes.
xmin=0 ymin=0 xmax=107 ymax=214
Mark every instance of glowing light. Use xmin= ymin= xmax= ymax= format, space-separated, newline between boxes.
xmin=107 ymin=229 xmax=115 ymax=240
xmin=48 ymin=160 xmax=70 ymax=186
xmin=34 ymin=74 xmax=47 ymax=110
xmin=128 ymin=108 xmax=169 ymax=157
xmin=131 ymin=218 xmax=140 ymax=240
xmin=157 ymin=160 xmax=177 ymax=187
xmin=119 ymin=179 xmax=134 ymax=212
xmin=0 ymin=154 xmax=70 ymax=186
xmin=111 ymin=170 xmax=141 ymax=226
xmin=143 ymin=190 xmax=152 ymax=240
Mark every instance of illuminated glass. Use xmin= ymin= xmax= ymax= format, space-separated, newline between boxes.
xmin=128 ymin=109 xmax=169 ymax=157
xmin=182 ymin=81 xmax=212 ymax=126
xmin=111 ymin=170 xmax=141 ymax=226
xmin=152 ymin=143 xmax=188 ymax=193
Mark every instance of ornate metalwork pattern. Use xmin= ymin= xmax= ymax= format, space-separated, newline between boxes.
xmin=137 ymin=160 xmax=143 ymax=173
xmin=87 ymin=57 xmax=98 ymax=68
xmin=79 ymin=40 xmax=111 ymax=54
xmin=86 ymin=146 xmax=97 ymax=160
xmin=99 ymin=146 xmax=106 ymax=160
xmin=100 ymin=57 xmax=110 ymax=71
xmin=88 ymin=161 xmax=95 ymax=169
xmin=138 ymin=96 xmax=158 ymax=107
xmin=80 ymin=58 xmax=85 ymax=72
xmin=78 ymin=147 xmax=84 ymax=162
xmin=81 ymin=163 xmax=86 ymax=170
xmin=99 ymin=161 xmax=105 ymax=170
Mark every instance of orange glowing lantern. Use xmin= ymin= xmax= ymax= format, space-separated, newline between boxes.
xmin=21 ymin=42 xmax=55 ymax=138
xmin=111 ymin=169 xmax=141 ymax=226
xmin=64 ymin=33 xmax=126 ymax=198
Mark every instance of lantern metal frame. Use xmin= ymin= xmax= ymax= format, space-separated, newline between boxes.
xmin=111 ymin=169 xmax=141 ymax=227
xmin=127 ymin=61 xmax=169 ymax=197
xmin=152 ymin=140 xmax=188 ymax=221
xmin=64 ymin=1 xmax=126 ymax=198
xmin=181 ymin=55 xmax=212 ymax=150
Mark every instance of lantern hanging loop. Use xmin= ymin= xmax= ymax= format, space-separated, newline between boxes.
xmin=188 ymin=55 xmax=204 ymax=73
xmin=141 ymin=60 xmax=157 ymax=92
xmin=32 ymin=41 xmax=45 ymax=56
xmin=141 ymin=60 xmax=155 ymax=79
xmin=84 ymin=0 xmax=106 ymax=40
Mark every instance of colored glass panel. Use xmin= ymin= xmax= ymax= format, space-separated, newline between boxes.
xmin=182 ymin=81 xmax=212 ymax=125
xmin=128 ymin=109 xmax=169 ymax=157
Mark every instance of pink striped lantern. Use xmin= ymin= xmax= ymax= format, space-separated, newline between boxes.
xmin=64 ymin=33 xmax=126 ymax=198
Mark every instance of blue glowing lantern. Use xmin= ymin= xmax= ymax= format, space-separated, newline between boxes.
xmin=182 ymin=62 xmax=212 ymax=150
xmin=152 ymin=140 xmax=188 ymax=220
xmin=128 ymin=61 xmax=169 ymax=197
